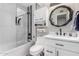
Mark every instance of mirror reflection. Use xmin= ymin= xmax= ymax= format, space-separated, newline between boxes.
xmin=49 ymin=6 xmax=73 ymax=27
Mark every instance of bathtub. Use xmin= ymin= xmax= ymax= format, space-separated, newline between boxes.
xmin=0 ymin=41 xmax=34 ymax=56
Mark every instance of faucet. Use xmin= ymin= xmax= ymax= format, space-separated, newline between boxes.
xmin=56 ymin=28 xmax=63 ymax=36
xmin=59 ymin=28 xmax=62 ymax=36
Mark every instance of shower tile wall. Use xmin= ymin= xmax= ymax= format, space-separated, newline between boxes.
xmin=0 ymin=3 xmax=29 ymax=52
xmin=16 ymin=13 xmax=27 ymax=46
xmin=0 ymin=3 xmax=16 ymax=52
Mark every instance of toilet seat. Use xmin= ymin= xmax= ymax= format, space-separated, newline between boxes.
xmin=30 ymin=45 xmax=44 ymax=55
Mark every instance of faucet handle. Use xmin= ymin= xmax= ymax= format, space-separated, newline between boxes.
xmin=63 ymin=33 xmax=66 ymax=36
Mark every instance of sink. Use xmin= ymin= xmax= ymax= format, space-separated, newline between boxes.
xmin=43 ymin=34 xmax=79 ymax=43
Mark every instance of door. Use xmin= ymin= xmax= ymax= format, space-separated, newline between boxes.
xmin=56 ymin=48 xmax=79 ymax=56
xmin=44 ymin=46 xmax=56 ymax=56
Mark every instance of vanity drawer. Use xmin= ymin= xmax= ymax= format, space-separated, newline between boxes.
xmin=44 ymin=38 xmax=56 ymax=46
xmin=36 ymin=37 xmax=55 ymax=46
xmin=55 ymin=40 xmax=79 ymax=53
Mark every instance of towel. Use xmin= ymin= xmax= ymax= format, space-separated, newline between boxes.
xmin=74 ymin=11 xmax=79 ymax=31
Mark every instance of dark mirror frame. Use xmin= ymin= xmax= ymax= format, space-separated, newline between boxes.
xmin=49 ymin=5 xmax=73 ymax=27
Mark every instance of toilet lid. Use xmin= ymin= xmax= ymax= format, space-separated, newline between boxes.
xmin=30 ymin=45 xmax=44 ymax=55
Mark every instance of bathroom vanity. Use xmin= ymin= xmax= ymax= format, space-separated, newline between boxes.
xmin=36 ymin=35 xmax=79 ymax=56
xmin=41 ymin=35 xmax=79 ymax=56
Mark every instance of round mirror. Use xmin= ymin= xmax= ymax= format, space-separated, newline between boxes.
xmin=49 ymin=5 xmax=73 ymax=27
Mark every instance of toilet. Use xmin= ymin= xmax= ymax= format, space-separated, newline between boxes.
xmin=30 ymin=45 xmax=44 ymax=56
xmin=30 ymin=37 xmax=44 ymax=56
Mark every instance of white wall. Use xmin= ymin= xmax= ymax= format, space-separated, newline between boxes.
xmin=34 ymin=3 xmax=78 ymax=36
xmin=0 ymin=3 xmax=16 ymax=52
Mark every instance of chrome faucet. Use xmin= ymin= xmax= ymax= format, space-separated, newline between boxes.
xmin=59 ymin=28 xmax=62 ymax=35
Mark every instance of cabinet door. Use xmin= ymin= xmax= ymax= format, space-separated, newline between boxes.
xmin=44 ymin=46 xmax=56 ymax=56
xmin=56 ymin=48 xmax=79 ymax=56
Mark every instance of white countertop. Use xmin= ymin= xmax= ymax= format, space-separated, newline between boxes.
xmin=43 ymin=34 xmax=79 ymax=43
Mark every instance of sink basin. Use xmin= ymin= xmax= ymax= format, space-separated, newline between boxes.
xmin=43 ymin=34 xmax=79 ymax=43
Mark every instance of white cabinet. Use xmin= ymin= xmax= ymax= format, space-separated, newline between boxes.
xmin=42 ymin=37 xmax=79 ymax=56
xmin=56 ymin=48 xmax=79 ymax=56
